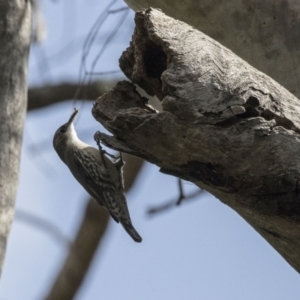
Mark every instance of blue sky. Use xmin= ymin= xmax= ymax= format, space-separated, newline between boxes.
xmin=0 ymin=1 xmax=299 ymax=299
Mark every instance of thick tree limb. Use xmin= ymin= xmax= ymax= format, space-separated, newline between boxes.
xmin=0 ymin=1 xmax=31 ymax=274
xmin=93 ymin=9 xmax=300 ymax=273
xmin=44 ymin=153 xmax=143 ymax=300
xmin=124 ymin=0 xmax=300 ymax=98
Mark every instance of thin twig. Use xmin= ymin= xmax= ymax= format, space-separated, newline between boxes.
xmin=15 ymin=210 xmax=71 ymax=247
xmin=176 ymin=178 xmax=185 ymax=205
xmin=147 ymin=189 xmax=204 ymax=216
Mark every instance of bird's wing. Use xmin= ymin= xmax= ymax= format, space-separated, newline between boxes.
xmin=74 ymin=150 xmax=133 ymax=224
xmin=72 ymin=150 xmax=116 ymax=208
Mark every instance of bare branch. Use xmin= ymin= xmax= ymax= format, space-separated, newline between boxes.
xmin=93 ymin=9 xmax=300 ymax=274
xmin=124 ymin=0 xmax=300 ymax=99
xmin=27 ymin=80 xmax=120 ymax=111
xmin=15 ymin=210 xmax=71 ymax=247
xmin=147 ymin=188 xmax=204 ymax=216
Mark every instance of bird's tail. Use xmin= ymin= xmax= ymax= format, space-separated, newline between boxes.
xmin=120 ymin=219 xmax=142 ymax=243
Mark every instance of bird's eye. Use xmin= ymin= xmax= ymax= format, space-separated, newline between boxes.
xmin=59 ymin=126 xmax=66 ymax=133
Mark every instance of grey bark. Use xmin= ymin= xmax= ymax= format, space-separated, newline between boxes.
xmin=124 ymin=0 xmax=300 ymax=99
xmin=0 ymin=1 xmax=31 ymax=274
xmin=93 ymin=9 xmax=300 ymax=274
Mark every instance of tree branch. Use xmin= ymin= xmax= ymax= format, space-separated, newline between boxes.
xmin=27 ymin=80 xmax=120 ymax=111
xmin=147 ymin=188 xmax=204 ymax=216
xmin=15 ymin=210 xmax=71 ymax=247
xmin=92 ymin=8 xmax=300 ymax=273
xmin=124 ymin=0 xmax=300 ymax=98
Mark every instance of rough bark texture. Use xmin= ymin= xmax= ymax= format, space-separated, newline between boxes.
xmin=45 ymin=153 xmax=143 ymax=300
xmin=92 ymin=9 xmax=300 ymax=273
xmin=124 ymin=0 xmax=300 ymax=99
xmin=0 ymin=1 xmax=31 ymax=274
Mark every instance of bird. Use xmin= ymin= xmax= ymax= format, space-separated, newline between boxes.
xmin=53 ymin=108 xmax=142 ymax=242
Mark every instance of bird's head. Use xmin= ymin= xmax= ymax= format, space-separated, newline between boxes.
xmin=53 ymin=108 xmax=78 ymax=162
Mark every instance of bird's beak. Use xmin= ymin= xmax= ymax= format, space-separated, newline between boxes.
xmin=67 ymin=108 xmax=78 ymax=128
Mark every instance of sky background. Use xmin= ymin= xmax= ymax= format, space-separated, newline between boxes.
xmin=0 ymin=0 xmax=299 ymax=299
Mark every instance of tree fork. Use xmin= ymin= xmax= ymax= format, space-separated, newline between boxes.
xmin=92 ymin=8 xmax=300 ymax=273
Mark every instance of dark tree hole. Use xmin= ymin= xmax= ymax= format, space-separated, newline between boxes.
xmin=143 ymin=42 xmax=167 ymax=79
